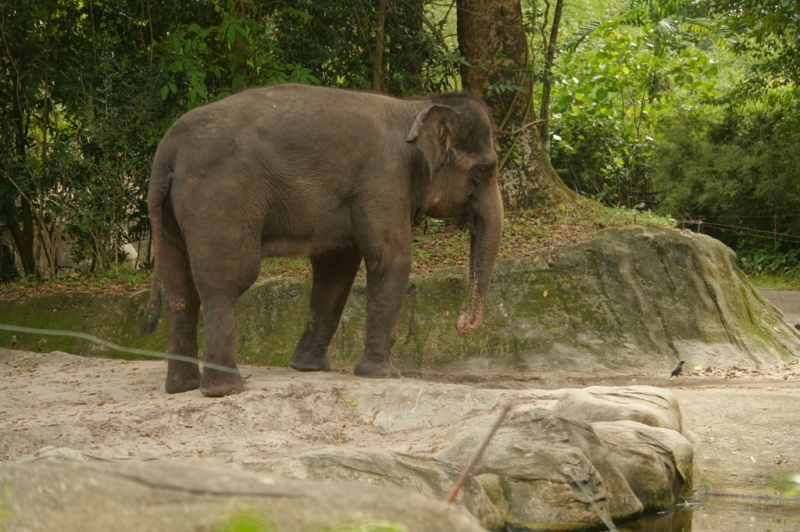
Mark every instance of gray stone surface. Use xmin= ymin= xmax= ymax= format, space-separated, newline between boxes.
xmin=245 ymin=448 xmax=504 ymax=530
xmin=551 ymin=386 xmax=684 ymax=433
xmin=0 ymin=457 xmax=487 ymax=532
xmin=1 ymin=226 xmax=797 ymax=374
xmin=592 ymin=420 xmax=694 ymax=511
xmin=439 ymin=408 xmax=644 ymax=531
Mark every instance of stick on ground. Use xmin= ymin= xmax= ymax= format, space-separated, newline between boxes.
xmin=445 ymin=404 xmax=511 ymax=504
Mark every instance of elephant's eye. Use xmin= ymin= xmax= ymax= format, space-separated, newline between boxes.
xmin=470 ymin=163 xmax=495 ymax=181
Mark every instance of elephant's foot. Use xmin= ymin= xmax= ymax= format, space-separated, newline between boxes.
xmin=200 ymin=367 xmax=245 ymax=397
xmin=354 ymin=356 xmax=401 ymax=379
xmin=165 ymin=361 xmax=201 ymax=394
xmin=288 ymin=350 xmax=331 ymax=372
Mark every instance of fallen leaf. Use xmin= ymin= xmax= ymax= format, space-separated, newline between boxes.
xmin=543 ymin=290 xmax=548 ymax=298
xmin=343 ymin=397 xmax=358 ymax=407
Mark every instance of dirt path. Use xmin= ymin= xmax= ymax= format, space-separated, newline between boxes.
xmin=2 ymin=348 xmax=799 ymax=499
xmin=758 ymin=288 xmax=800 ymax=327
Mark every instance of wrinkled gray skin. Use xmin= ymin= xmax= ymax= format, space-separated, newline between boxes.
xmin=141 ymin=84 xmax=503 ymax=397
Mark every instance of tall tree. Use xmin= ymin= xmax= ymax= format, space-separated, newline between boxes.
xmin=456 ymin=0 xmax=575 ymax=209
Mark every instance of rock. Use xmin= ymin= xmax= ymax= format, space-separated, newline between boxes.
xmin=16 ymin=446 xmax=112 ymax=463
xmin=2 ymin=227 xmax=797 ymax=375
xmin=245 ymin=448 xmax=503 ymax=530
xmin=552 ymin=386 xmax=683 ymax=433
xmin=592 ymin=420 xmax=694 ymax=511
xmin=0 ymin=456 xmax=487 ymax=532
xmin=439 ymin=408 xmax=643 ymax=531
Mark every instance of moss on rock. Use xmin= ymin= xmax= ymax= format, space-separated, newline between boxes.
xmin=0 ymin=227 xmax=797 ymax=374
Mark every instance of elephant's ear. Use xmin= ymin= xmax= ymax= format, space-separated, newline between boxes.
xmin=407 ymin=104 xmax=460 ymax=175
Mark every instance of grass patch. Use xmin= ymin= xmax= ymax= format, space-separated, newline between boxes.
xmin=745 ymin=268 xmax=800 ymax=290
xmin=215 ymin=510 xmax=274 ymax=532
xmin=0 ymin=199 xmax=676 ymax=299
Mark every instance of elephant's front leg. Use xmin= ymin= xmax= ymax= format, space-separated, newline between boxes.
xmin=289 ymin=246 xmax=363 ymax=371
xmin=353 ymin=242 xmax=412 ymax=378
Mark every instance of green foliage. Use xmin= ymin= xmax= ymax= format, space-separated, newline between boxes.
xmin=0 ymin=0 xmax=449 ymax=282
xmin=746 ymin=269 xmax=800 ymax=290
xmin=269 ymin=0 xmax=451 ymax=95
xmin=215 ymin=510 xmax=274 ymax=532
xmin=771 ymin=473 xmax=800 ymax=499
xmin=651 ymin=86 xmax=800 ymax=266
xmin=159 ymin=0 xmax=321 ymax=112
xmin=704 ymin=0 xmax=800 ymax=91
xmin=550 ymin=19 xmax=718 ymax=207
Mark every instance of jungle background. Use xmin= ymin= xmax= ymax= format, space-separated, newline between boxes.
xmin=0 ymin=0 xmax=798 ymax=292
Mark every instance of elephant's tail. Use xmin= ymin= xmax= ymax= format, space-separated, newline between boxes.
xmin=138 ymin=163 xmax=173 ymax=335
xmin=139 ymin=270 xmax=162 ymax=335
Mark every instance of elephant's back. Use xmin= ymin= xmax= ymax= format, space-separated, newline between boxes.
xmin=167 ymin=85 xmax=410 ymax=183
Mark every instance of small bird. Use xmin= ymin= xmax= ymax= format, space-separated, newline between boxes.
xmin=669 ymin=360 xmax=685 ymax=378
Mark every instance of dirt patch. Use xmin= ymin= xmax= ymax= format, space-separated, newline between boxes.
xmin=758 ymin=288 xmax=800 ymax=326
xmin=1 ymin=348 xmax=799 ymax=499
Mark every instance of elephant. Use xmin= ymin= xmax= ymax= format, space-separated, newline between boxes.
xmin=140 ymin=83 xmax=503 ymax=397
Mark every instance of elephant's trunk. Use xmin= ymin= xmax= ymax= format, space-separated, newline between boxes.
xmin=457 ymin=186 xmax=504 ymax=336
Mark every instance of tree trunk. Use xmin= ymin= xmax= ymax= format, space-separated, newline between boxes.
xmin=11 ymin=106 xmax=37 ymax=277
xmin=0 ymin=235 xmax=19 ymax=282
xmin=372 ymin=0 xmax=388 ymax=93
xmin=232 ymin=0 xmax=248 ymax=91
xmin=456 ymin=0 xmax=574 ymax=209
xmin=6 ymin=207 xmax=35 ymax=277
xmin=540 ymin=0 xmax=564 ymax=153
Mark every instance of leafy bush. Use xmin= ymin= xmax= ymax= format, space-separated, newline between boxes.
xmin=651 ymin=86 xmax=800 ymax=268
xmin=550 ymin=19 xmax=717 ymax=208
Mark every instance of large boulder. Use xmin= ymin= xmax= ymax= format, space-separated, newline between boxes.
xmin=245 ymin=448 xmax=504 ymax=530
xmin=1 ymin=227 xmax=797 ymax=375
xmin=0 ymin=454 xmax=487 ymax=532
xmin=592 ymin=420 xmax=694 ymax=511
xmin=551 ymin=386 xmax=684 ymax=433
xmin=439 ymin=408 xmax=643 ymax=531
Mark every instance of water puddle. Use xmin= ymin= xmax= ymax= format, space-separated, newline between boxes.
xmin=616 ymin=497 xmax=800 ymax=532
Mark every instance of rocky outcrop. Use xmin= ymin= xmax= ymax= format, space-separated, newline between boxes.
xmin=2 ymin=385 xmax=694 ymax=532
xmin=439 ymin=408 xmax=644 ymax=530
xmin=0 ymin=456 xmax=487 ymax=532
xmin=242 ymin=386 xmax=690 ymax=532
xmin=592 ymin=420 xmax=694 ymax=511
xmin=0 ymin=226 xmax=796 ymax=374
xmin=551 ymin=386 xmax=684 ymax=433
xmin=246 ymin=448 xmax=504 ymax=530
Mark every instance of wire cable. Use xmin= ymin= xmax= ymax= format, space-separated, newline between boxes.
xmin=0 ymin=323 xmax=239 ymax=374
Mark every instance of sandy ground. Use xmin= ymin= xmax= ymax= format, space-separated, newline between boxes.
xmin=1 ymin=347 xmax=799 ymax=499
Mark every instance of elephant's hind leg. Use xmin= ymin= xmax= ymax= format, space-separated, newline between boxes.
xmin=289 ymin=246 xmax=363 ymax=372
xmin=190 ymin=232 xmax=260 ymax=397
xmin=159 ymin=236 xmax=202 ymax=394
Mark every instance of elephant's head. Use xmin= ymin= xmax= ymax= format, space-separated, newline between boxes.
xmin=407 ymin=95 xmax=504 ymax=336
